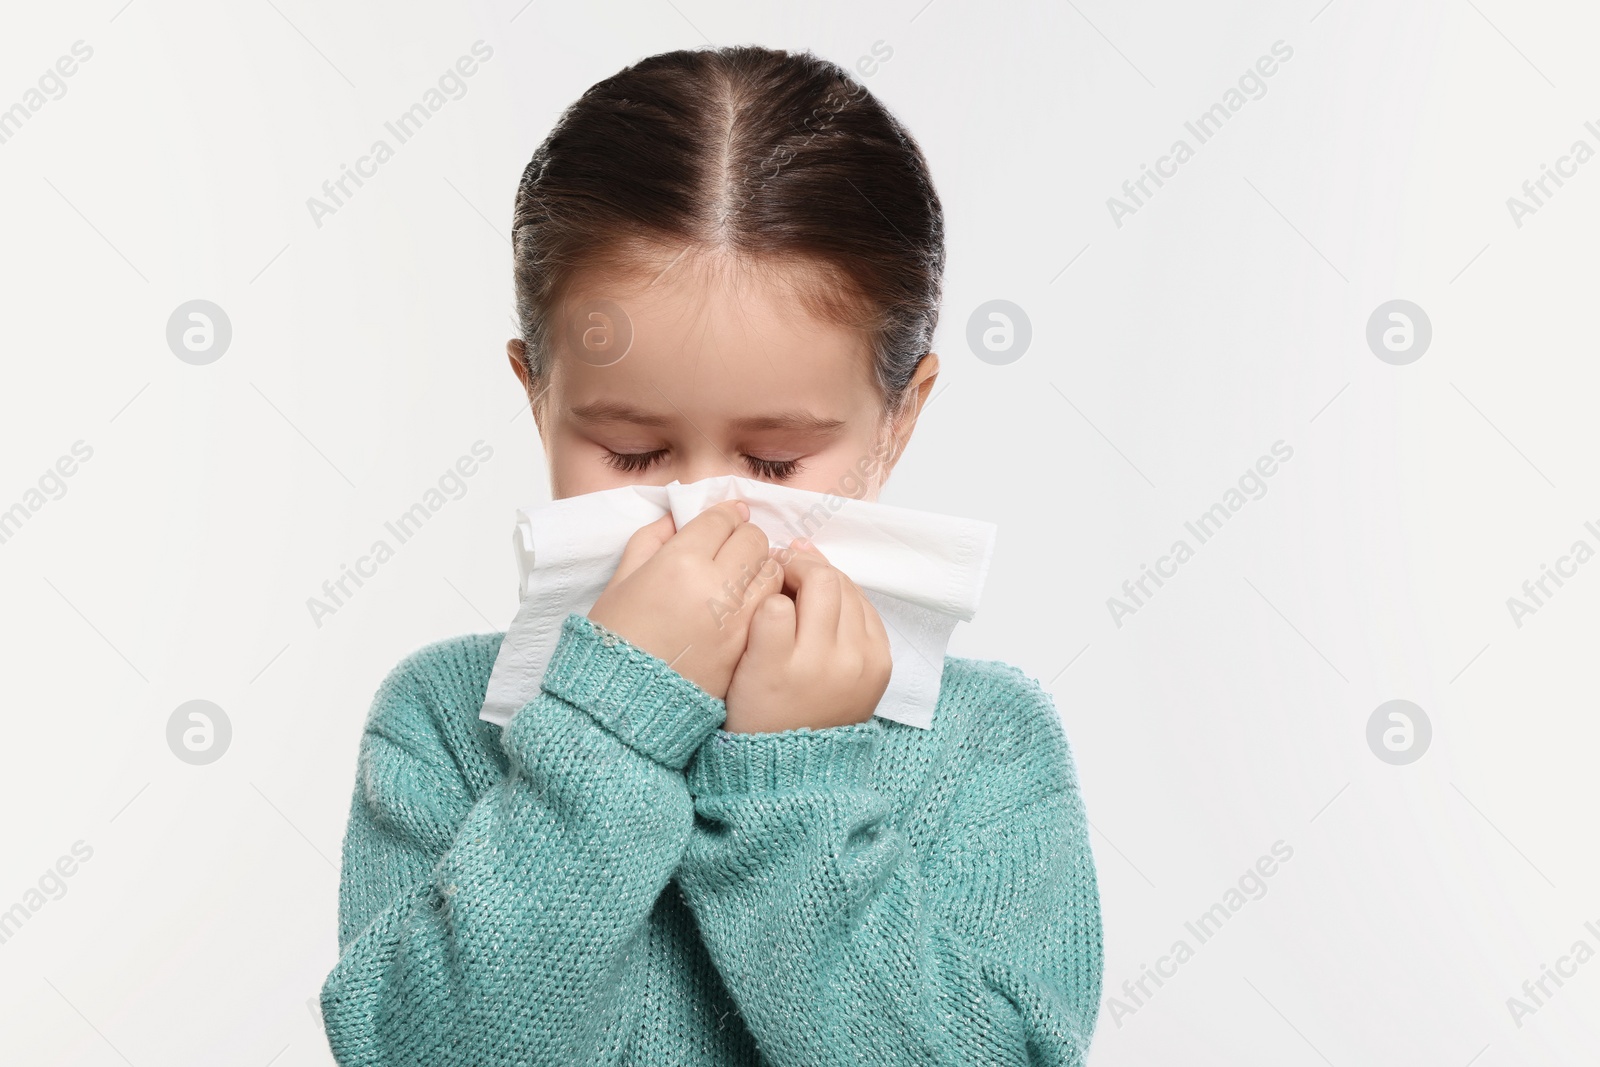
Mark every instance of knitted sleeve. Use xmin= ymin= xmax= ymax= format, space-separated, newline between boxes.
xmin=320 ymin=612 xmax=726 ymax=1066
xmin=673 ymin=672 xmax=1103 ymax=1066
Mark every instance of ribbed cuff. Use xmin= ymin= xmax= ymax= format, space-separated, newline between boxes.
xmin=537 ymin=612 xmax=726 ymax=771
xmin=686 ymin=718 xmax=883 ymax=797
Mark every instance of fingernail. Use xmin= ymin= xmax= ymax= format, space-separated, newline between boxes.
xmin=734 ymin=500 xmax=750 ymax=519
xmin=792 ymin=537 xmax=812 ymax=551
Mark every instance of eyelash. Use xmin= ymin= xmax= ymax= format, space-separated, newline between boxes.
xmin=602 ymin=449 xmax=804 ymax=480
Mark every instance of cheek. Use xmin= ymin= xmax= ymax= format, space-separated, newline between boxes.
xmin=790 ymin=434 xmax=886 ymax=498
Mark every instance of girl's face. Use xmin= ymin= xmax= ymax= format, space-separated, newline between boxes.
xmin=508 ymin=250 xmax=939 ymax=502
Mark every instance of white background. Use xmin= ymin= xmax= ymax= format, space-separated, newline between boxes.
xmin=2 ymin=0 xmax=1597 ymax=1063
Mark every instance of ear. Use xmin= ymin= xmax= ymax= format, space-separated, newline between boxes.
xmin=507 ymin=338 xmax=531 ymax=391
xmin=882 ymin=351 xmax=940 ymax=477
xmin=507 ymin=338 xmax=544 ymax=435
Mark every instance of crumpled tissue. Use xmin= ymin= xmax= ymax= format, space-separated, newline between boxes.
xmin=479 ymin=474 xmax=997 ymax=731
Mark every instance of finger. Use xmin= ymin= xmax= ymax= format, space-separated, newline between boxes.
xmin=836 ymin=568 xmax=867 ymax=651
xmin=858 ymin=583 xmax=892 ymax=684
xmin=767 ymin=534 xmax=821 ymax=570
xmin=860 ymin=586 xmax=890 ymax=662
xmin=718 ymin=521 xmax=783 ymax=620
xmin=744 ymin=591 xmax=797 ymax=667
xmin=714 ymin=515 xmax=770 ymax=571
xmin=609 ymin=513 xmax=677 ymax=585
xmin=794 ymin=542 xmax=883 ymax=679
xmin=783 ymin=550 xmax=842 ymax=654
xmin=774 ymin=541 xmax=830 ymax=595
xmin=746 ymin=539 xmax=789 ymax=605
xmin=665 ymin=498 xmax=750 ymax=560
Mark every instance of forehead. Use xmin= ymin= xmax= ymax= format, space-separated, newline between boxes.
xmin=550 ymin=247 xmax=880 ymax=409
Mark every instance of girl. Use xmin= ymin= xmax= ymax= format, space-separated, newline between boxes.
xmin=321 ymin=44 xmax=1102 ymax=1066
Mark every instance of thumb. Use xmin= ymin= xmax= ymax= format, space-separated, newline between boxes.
xmin=743 ymin=591 xmax=797 ymax=666
xmin=784 ymin=537 xmax=831 ymax=566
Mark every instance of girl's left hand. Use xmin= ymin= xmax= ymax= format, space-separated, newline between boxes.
xmin=721 ymin=540 xmax=893 ymax=734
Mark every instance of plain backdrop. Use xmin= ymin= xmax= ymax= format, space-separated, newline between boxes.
xmin=2 ymin=0 xmax=1597 ymax=1063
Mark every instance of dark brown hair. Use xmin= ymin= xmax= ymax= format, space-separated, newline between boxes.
xmin=511 ymin=44 xmax=944 ymax=417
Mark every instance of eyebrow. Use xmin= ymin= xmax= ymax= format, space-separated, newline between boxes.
xmin=569 ymin=400 xmax=848 ymax=435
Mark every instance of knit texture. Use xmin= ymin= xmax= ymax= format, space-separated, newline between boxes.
xmin=321 ymin=611 xmax=1102 ymax=1065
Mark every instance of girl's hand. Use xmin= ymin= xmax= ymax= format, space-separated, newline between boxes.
xmin=588 ymin=499 xmax=785 ymax=702
xmin=722 ymin=540 xmax=893 ymax=734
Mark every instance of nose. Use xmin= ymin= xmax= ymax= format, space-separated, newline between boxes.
xmin=676 ymin=446 xmax=741 ymax=486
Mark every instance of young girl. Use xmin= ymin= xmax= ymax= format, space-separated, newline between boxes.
xmin=321 ymin=44 xmax=1102 ymax=1066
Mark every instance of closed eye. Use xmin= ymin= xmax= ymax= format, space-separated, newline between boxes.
xmin=601 ymin=449 xmax=805 ymax=480
xmin=601 ymin=449 xmax=667 ymax=474
xmin=744 ymin=456 xmax=804 ymax=480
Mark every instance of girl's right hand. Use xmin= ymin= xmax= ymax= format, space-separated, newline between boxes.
xmin=586 ymin=499 xmax=784 ymax=702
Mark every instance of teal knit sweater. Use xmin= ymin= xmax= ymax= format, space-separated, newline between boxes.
xmin=320 ymin=611 xmax=1102 ymax=1065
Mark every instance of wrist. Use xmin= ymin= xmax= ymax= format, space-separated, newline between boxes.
xmin=685 ymin=718 xmax=882 ymax=797
xmin=536 ymin=611 xmax=726 ymax=770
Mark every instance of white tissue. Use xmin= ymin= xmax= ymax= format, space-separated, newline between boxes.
xmin=478 ymin=474 xmax=997 ymax=731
